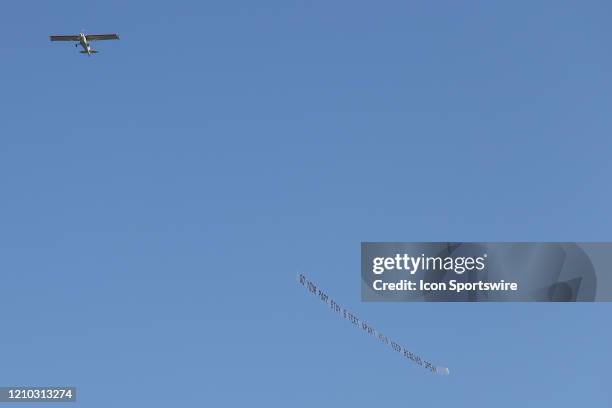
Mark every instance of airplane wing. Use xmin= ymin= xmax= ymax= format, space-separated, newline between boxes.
xmin=50 ymin=35 xmax=80 ymax=41
xmin=86 ymin=34 xmax=120 ymax=41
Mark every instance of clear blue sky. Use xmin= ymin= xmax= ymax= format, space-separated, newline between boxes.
xmin=1 ymin=1 xmax=611 ymax=406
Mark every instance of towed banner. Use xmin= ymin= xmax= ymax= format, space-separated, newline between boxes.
xmin=362 ymin=242 xmax=612 ymax=302
xmin=297 ymin=274 xmax=449 ymax=375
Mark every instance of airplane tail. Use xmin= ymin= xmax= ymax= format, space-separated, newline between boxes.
xmin=79 ymin=50 xmax=99 ymax=54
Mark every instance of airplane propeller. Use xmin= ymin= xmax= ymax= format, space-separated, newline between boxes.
xmin=77 ymin=29 xmax=86 ymax=47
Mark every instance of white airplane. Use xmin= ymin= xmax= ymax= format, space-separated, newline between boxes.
xmin=50 ymin=32 xmax=119 ymax=55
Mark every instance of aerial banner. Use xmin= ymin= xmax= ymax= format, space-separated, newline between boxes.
xmin=297 ymin=274 xmax=449 ymax=375
xmin=362 ymin=242 xmax=612 ymax=302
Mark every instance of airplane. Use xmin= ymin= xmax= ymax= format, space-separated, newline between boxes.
xmin=49 ymin=32 xmax=119 ymax=55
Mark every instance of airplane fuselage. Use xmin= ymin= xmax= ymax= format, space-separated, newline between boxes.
xmin=78 ymin=33 xmax=91 ymax=55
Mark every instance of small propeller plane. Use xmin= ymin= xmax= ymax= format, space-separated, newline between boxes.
xmin=50 ymin=32 xmax=119 ymax=55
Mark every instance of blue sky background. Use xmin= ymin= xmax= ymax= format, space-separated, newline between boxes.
xmin=1 ymin=1 xmax=611 ymax=406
